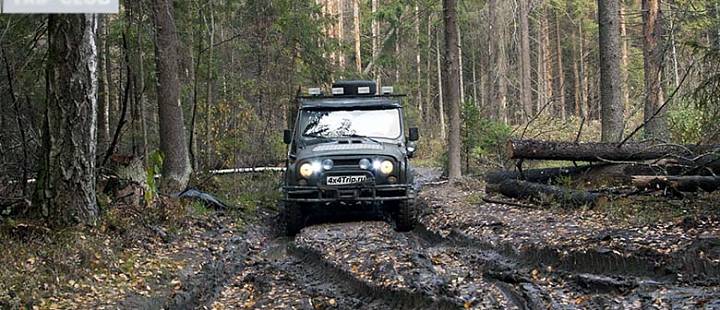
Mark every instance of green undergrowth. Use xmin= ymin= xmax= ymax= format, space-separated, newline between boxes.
xmin=202 ymin=172 xmax=283 ymax=224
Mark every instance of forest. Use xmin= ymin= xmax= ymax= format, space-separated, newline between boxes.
xmin=1 ymin=0 xmax=719 ymax=308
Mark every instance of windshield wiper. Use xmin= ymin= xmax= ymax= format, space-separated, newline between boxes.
xmin=303 ymin=134 xmax=333 ymax=145
xmin=347 ymin=134 xmax=383 ymax=144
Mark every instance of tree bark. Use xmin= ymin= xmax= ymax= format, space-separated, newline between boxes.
xmin=353 ymin=0 xmax=362 ymax=73
xmin=443 ymin=0 xmax=462 ymax=179
xmin=536 ymin=5 xmax=546 ymax=113
xmin=97 ymin=16 xmax=110 ymax=154
xmin=489 ymin=0 xmax=508 ymax=123
xmin=632 ymin=176 xmax=720 ymax=192
xmin=152 ymin=0 xmax=192 ymax=193
xmin=415 ymin=4 xmax=423 ymax=117
xmin=457 ymin=22 xmax=465 ymax=104
xmin=487 ymin=179 xmax=601 ymax=207
xmin=37 ymin=14 xmax=99 ymax=226
xmin=508 ymin=139 xmax=719 ymax=162
xmin=338 ymin=0 xmax=346 ymax=70
xmin=579 ymin=20 xmax=589 ymax=120
xmin=104 ymin=15 xmax=116 ymax=131
xmin=642 ymin=0 xmax=668 ymax=140
xmin=372 ymin=0 xmax=379 ymax=88
xmin=205 ymin=2 xmax=216 ymax=164
xmin=485 ymin=164 xmax=605 ymax=185
xmin=620 ymin=4 xmax=630 ymax=113
xmin=572 ymin=19 xmax=582 ymax=117
xmin=435 ymin=28 xmax=446 ymax=140
xmin=598 ymin=0 xmax=625 ymax=142
xmin=554 ymin=10 xmax=566 ymax=120
xmin=518 ymin=0 xmax=533 ymax=120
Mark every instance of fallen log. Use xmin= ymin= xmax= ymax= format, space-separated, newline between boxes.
xmin=484 ymin=164 xmax=608 ymax=185
xmin=486 ymin=179 xmax=601 ymax=208
xmin=508 ymin=140 xmax=719 ymax=162
xmin=631 ymin=176 xmax=720 ymax=193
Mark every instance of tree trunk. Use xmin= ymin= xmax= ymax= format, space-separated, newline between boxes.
xmin=457 ymin=22 xmax=465 ymax=104
xmin=642 ymin=0 xmax=668 ymax=140
xmin=152 ymin=0 xmax=192 ymax=193
xmin=508 ymin=139 xmax=719 ymax=162
xmin=489 ymin=0 xmax=508 ymax=122
xmin=37 ymin=14 xmax=99 ymax=226
xmin=205 ymin=2 xmax=216 ymax=164
xmin=136 ymin=18 xmax=149 ymax=166
xmin=554 ymin=10 xmax=566 ymax=120
xmin=536 ymin=6 xmax=546 ymax=113
xmin=487 ymin=180 xmax=600 ymax=207
xmin=542 ymin=5 xmax=554 ymax=114
xmin=620 ymin=4 xmax=630 ymax=113
xmin=632 ymin=176 xmax=720 ymax=193
xmin=353 ymin=0 xmax=362 ymax=73
xmin=443 ymin=0 xmax=462 ymax=179
xmin=104 ymin=16 xmax=116 ymax=132
xmin=436 ymin=28 xmax=446 ymax=140
xmin=426 ymin=12 xmax=433 ymax=125
xmin=598 ymin=0 xmax=625 ymax=142
xmin=415 ymin=5 xmax=423 ymax=117
xmin=518 ymin=0 xmax=532 ymax=120
xmin=372 ymin=0 xmax=380 ymax=88
xmin=579 ymin=20 xmax=589 ymax=120
xmin=338 ymin=0 xmax=346 ymax=71
xmin=572 ymin=19 xmax=582 ymax=117
xmin=97 ymin=16 xmax=110 ymax=152
xmin=485 ymin=164 xmax=606 ymax=185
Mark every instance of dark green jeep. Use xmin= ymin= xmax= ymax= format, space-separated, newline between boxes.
xmin=280 ymin=80 xmax=420 ymax=236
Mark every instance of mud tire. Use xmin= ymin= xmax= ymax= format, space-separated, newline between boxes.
xmin=281 ymin=202 xmax=305 ymax=236
xmin=393 ymin=200 xmax=417 ymax=232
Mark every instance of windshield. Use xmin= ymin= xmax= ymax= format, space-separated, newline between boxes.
xmin=300 ymin=108 xmax=402 ymax=140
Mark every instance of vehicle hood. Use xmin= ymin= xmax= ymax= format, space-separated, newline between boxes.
xmin=295 ymin=140 xmax=405 ymax=160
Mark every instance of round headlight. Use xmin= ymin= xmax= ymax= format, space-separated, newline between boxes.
xmin=380 ymin=160 xmax=394 ymax=175
xmin=322 ymin=159 xmax=334 ymax=170
xmin=359 ymin=159 xmax=372 ymax=170
xmin=299 ymin=163 xmax=313 ymax=178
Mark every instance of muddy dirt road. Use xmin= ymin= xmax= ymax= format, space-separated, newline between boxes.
xmin=209 ymin=168 xmax=720 ymax=309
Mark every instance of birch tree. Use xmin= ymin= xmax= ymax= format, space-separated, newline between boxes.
xmin=37 ymin=14 xmax=99 ymax=226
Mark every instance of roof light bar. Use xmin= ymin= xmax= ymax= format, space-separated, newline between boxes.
xmin=308 ymin=88 xmax=322 ymax=96
xmin=381 ymin=86 xmax=394 ymax=95
xmin=357 ymin=86 xmax=371 ymax=95
xmin=331 ymin=87 xmax=345 ymax=95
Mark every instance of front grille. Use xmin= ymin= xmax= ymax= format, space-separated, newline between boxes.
xmin=334 ymin=158 xmax=361 ymax=167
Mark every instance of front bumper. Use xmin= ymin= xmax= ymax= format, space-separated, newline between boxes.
xmin=282 ymin=183 xmax=415 ymax=203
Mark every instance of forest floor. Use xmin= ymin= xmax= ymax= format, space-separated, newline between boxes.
xmin=208 ymin=168 xmax=720 ymax=309
xmin=2 ymin=168 xmax=719 ymax=309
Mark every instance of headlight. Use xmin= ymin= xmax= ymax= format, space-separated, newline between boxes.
xmin=359 ymin=159 xmax=372 ymax=170
xmin=322 ymin=159 xmax=334 ymax=170
xmin=299 ymin=163 xmax=313 ymax=178
xmin=379 ymin=160 xmax=394 ymax=175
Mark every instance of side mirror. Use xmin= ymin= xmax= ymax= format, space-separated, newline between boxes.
xmin=407 ymin=141 xmax=417 ymax=158
xmin=283 ymin=129 xmax=293 ymax=144
xmin=408 ymin=127 xmax=419 ymax=142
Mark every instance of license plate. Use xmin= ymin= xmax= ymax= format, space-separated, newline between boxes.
xmin=326 ymin=175 xmax=367 ymax=186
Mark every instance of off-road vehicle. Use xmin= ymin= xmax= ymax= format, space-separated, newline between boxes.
xmin=280 ymin=80 xmax=420 ymax=236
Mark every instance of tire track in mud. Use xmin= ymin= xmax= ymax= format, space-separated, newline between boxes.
xmin=409 ymin=224 xmax=568 ymax=310
xmin=285 ymin=240 xmax=462 ymax=310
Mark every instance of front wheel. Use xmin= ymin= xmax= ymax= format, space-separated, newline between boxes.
xmin=392 ymin=200 xmax=418 ymax=232
xmin=280 ymin=202 xmax=305 ymax=236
